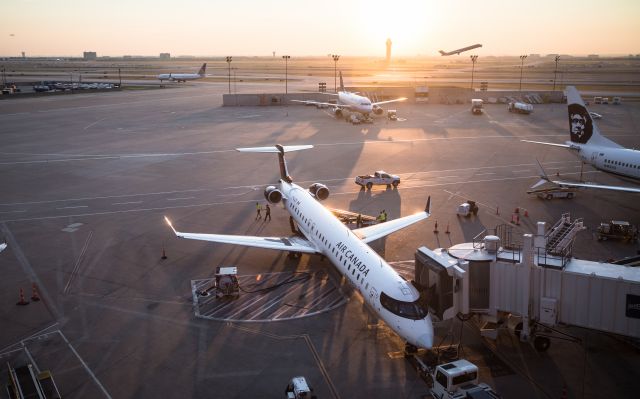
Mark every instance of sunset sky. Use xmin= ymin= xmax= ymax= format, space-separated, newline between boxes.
xmin=2 ymin=0 xmax=639 ymax=57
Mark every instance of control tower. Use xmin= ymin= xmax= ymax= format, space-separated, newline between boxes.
xmin=386 ymin=38 xmax=392 ymax=64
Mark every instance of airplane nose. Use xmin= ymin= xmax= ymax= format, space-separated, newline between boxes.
xmin=416 ymin=333 xmax=433 ymax=349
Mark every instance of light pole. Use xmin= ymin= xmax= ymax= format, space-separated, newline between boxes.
xmin=331 ymin=54 xmax=340 ymax=93
xmin=470 ymin=55 xmax=478 ymax=91
xmin=519 ymin=55 xmax=527 ymax=92
xmin=553 ymin=55 xmax=560 ymax=91
xmin=226 ymin=56 xmax=232 ymax=94
xmin=282 ymin=55 xmax=290 ymax=96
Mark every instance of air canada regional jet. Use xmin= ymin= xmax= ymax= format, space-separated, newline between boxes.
xmin=165 ymin=145 xmax=434 ymax=349
xmin=523 ymin=86 xmax=640 ymax=193
xmin=158 ymin=63 xmax=206 ymax=82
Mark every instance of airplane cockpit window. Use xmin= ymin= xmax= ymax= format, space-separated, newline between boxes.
xmin=380 ymin=291 xmax=429 ymax=320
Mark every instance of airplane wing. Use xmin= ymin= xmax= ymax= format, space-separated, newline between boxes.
xmin=290 ymin=100 xmax=352 ymax=109
xmin=352 ymin=198 xmax=431 ymax=244
xmin=549 ymin=181 xmax=640 ymax=193
xmin=164 ymin=217 xmax=319 ymax=254
xmin=372 ymin=98 xmax=407 ymax=106
xmin=521 ymin=139 xmax=573 ymax=149
xmin=531 ymin=159 xmax=640 ymax=194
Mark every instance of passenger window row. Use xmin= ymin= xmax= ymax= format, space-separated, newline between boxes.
xmin=605 ymin=159 xmax=638 ymax=169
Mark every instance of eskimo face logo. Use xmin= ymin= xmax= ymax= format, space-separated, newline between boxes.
xmin=568 ymin=104 xmax=592 ymax=144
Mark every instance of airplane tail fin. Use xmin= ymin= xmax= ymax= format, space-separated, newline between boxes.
xmin=339 ymin=71 xmax=345 ymax=92
xmin=566 ymin=86 xmax=619 ymax=148
xmin=198 ymin=63 xmax=207 ymax=76
xmin=236 ymin=144 xmax=313 ymax=183
xmin=438 ymin=50 xmax=446 ymax=56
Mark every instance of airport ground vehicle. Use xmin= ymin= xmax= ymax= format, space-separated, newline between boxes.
xmin=594 ymin=96 xmax=603 ymax=104
xmin=355 ymin=171 xmax=400 ymax=189
xmin=508 ymin=101 xmax=533 ymax=114
xmin=471 ymin=99 xmax=483 ymax=115
xmin=613 ymin=96 xmax=621 ymax=105
xmin=456 ymin=200 xmax=479 ymax=217
xmin=596 ymin=220 xmax=638 ymax=242
xmin=430 ymin=360 xmax=499 ymax=399
xmin=536 ymin=188 xmax=576 ymax=200
xmin=387 ymin=109 xmax=398 ymax=121
xmin=285 ymin=376 xmax=317 ymax=399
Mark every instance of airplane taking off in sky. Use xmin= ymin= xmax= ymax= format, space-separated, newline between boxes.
xmin=523 ymin=86 xmax=640 ymax=193
xmin=165 ymin=144 xmax=434 ymax=349
xmin=157 ymin=63 xmax=206 ymax=82
xmin=291 ymin=72 xmax=407 ymax=118
xmin=438 ymin=44 xmax=482 ymax=56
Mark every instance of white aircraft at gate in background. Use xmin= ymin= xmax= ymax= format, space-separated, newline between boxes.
xmin=158 ymin=63 xmax=206 ymax=82
xmin=291 ymin=72 xmax=407 ymax=118
xmin=438 ymin=44 xmax=482 ymax=56
xmin=165 ymin=144 xmax=434 ymax=349
xmin=523 ymin=86 xmax=640 ymax=193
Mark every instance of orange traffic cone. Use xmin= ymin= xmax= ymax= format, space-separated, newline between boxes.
xmin=16 ymin=288 xmax=29 ymax=306
xmin=161 ymin=247 xmax=167 ymax=260
xmin=31 ymin=283 xmax=40 ymax=302
xmin=445 ymin=222 xmax=450 ymax=234
xmin=433 ymin=220 xmax=439 ymax=234
xmin=514 ymin=207 xmax=520 ymax=214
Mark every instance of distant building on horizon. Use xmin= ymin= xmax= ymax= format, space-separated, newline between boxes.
xmin=83 ymin=51 xmax=97 ymax=61
xmin=386 ymin=38 xmax=392 ymax=64
xmin=159 ymin=53 xmax=170 ymax=60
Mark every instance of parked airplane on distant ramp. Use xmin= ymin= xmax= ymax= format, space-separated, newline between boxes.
xmin=158 ymin=63 xmax=206 ymax=82
xmin=165 ymin=144 xmax=434 ymax=350
xmin=291 ymin=72 xmax=407 ymax=119
xmin=439 ymin=44 xmax=482 ymax=56
xmin=523 ymin=86 xmax=640 ymax=193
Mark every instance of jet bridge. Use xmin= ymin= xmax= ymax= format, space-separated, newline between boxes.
xmin=415 ymin=214 xmax=640 ymax=349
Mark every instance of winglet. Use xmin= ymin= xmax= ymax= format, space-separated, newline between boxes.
xmin=164 ymin=216 xmax=178 ymax=235
xmin=425 ymin=196 xmax=431 ymax=214
xmin=535 ymin=159 xmax=551 ymax=181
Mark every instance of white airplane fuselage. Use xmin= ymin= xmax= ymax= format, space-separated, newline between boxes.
xmin=281 ymin=180 xmax=434 ymax=349
xmin=158 ymin=73 xmax=202 ymax=82
xmin=574 ymin=144 xmax=640 ymax=180
xmin=337 ymin=91 xmax=374 ymax=115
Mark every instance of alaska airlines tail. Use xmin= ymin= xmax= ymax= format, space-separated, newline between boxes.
xmin=236 ymin=144 xmax=313 ymax=183
xmin=197 ymin=63 xmax=207 ymax=77
xmin=566 ymin=86 xmax=620 ymax=148
xmin=339 ymin=71 xmax=345 ymax=92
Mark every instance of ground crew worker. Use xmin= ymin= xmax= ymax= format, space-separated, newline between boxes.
xmin=265 ymin=204 xmax=271 ymax=221
xmin=356 ymin=213 xmax=363 ymax=228
xmin=255 ymin=202 xmax=262 ymax=220
xmin=377 ymin=211 xmax=385 ymax=223
xmin=382 ymin=209 xmax=388 ymax=222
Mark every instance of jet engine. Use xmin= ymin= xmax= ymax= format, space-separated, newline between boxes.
xmin=308 ymin=183 xmax=330 ymax=200
xmin=372 ymin=105 xmax=384 ymax=115
xmin=264 ymin=185 xmax=283 ymax=204
xmin=333 ymin=108 xmax=343 ymax=118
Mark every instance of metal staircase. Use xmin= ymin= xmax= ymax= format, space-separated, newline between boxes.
xmin=545 ymin=213 xmax=585 ymax=256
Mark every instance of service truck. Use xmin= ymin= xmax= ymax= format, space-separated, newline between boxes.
xmin=285 ymin=376 xmax=317 ymax=399
xmin=430 ymin=360 xmax=500 ymax=399
xmin=508 ymin=101 xmax=533 ymax=114
xmin=355 ymin=170 xmax=400 ymax=189
xmin=471 ymin=99 xmax=483 ymax=115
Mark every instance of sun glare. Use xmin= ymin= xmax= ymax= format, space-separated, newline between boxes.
xmin=358 ymin=0 xmax=437 ymax=55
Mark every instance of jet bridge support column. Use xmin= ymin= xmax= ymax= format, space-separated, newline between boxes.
xmin=520 ymin=234 xmax=534 ymax=342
